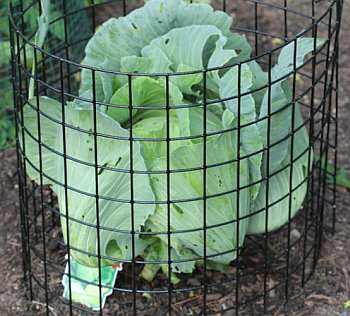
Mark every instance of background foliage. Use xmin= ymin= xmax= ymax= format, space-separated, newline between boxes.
xmin=0 ymin=2 xmax=15 ymax=149
xmin=0 ymin=0 xmax=92 ymax=150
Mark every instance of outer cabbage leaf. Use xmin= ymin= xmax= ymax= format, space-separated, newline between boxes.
xmin=248 ymin=61 xmax=268 ymax=113
xmin=219 ymin=64 xmax=255 ymax=115
xmin=258 ymin=80 xmax=292 ymax=173
xmin=219 ymin=65 xmax=263 ymax=200
xmin=257 ymin=37 xmax=324 ymax=173
xmin=272 ymin=38 xmax=326 ymax=80
xmin=247 ymin=103 xmax=311 ymax=234
xmin=223 ymin=33 xmax=252 ymax=64
xmin=145 ymin=131 xmax=250 ymax=272
xmin=20 ymin=97 xmax=63 ymax=186
xmin=247 ymin=156 xmax=307 ymax=234
xmin=22 ymin=97 xmax=155 ymax=267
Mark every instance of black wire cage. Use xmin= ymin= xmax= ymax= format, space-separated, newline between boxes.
xmin=9 ymin=0 xmax=343 ymax=315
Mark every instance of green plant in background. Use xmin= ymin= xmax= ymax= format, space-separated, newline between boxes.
xmin=0 ymin=0 xmax=91 ymax=150
xmin=315 ymin=154 xmax=350 ymax=190
xmin=0 ymin=0 xmax=49 ymax=150
xmin=333 ymin=166 xmax=350 ymax=189
xmin=0 ymin=0 xmax=14 ymax=149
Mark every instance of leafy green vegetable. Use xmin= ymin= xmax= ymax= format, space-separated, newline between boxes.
xmin=22 ymin=0 xmax=325 ymax=281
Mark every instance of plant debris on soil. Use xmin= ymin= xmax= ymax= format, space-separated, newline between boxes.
xmin=1 ymin=1 xmax=350 ymax=315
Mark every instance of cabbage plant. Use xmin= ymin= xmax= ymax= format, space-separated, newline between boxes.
xmin=22 ymin=0 xmax=324 ymax=282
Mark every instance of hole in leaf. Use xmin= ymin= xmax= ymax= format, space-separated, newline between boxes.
xmin=115 ymin=157 xmax=122 ymax=167
xmin=174 ymin=205 xmax=184 ymax=215
xmin=98 ymin=162 xmax=109 ymax=176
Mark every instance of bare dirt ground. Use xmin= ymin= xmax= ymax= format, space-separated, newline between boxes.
xmin=0 ymin=1 xmax=349 ymax=315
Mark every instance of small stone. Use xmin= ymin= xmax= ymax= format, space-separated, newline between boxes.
xmin=290 ymin=229 xmax=301 ymax=241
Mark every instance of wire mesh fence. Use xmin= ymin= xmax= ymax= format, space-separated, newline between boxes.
xmin=9 ymin=0 xmax=342 ymax=315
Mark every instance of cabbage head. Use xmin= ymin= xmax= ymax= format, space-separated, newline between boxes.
xmin=22 ymin=0 xmax=324 ymax=281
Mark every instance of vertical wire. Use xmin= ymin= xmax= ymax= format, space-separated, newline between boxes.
xmin=92 ymin=70 xmax=103 ymax=316
xmin=302 ymin=18 xmax=317 ymax=287
xmin=9 ymin=9 xmax=28 ymax=287
xmin=263 ymin=53 xmax=272 ymax=313
xmin=332 ymin=0 xmax=341 ymax=234
xmin=323 ymin=31 xmax=337 ymax=238
xmin=34 ymin=47 xmax=50 ymax=316
xmin=60 ymin=60 xmax=73 ymax=315
xmin=202 ymin=71 xmax=207 ymax=315
xmin=91 ymin=0 xmax=96 ymax=35
xmin=285 ymin=38 xmax=298 ymax=302
xmin=222 ymin=0 xmax=226 ymax=13
xmin=36 ymin=0 xmax=55 ymax=229
xmin=18 ymin=0 xmax=33 ymax=299
xmin=316 ymin=8 xmax=332 ymax=260
xmin=62 ymin=0 xmax=71 ymax=95
xmin=284 ymin=0 xmax=288 ymax=41
xmin=310 ymin=0 xmax=321 ymax=273
xmin=16 ymin=28 xmax=33 ymax=301
xmin=32 ymin=181 xmax=39 ymax=241
xmin=123 ymin=0 xmax=127 ymax=16
xmin=19 ymin=0 xmax=29 ymax=99
xmin=128 ymin=75 xmax=137 ymax=316
xmin=36 ymin=1 xmax=54 ymax=225
xmin=323 ymin=3 xmax=339 ymax=237
xmin=31 ymin=0 xmax=43 ymax=243
xmin=254 ymin=2 xmax=259 ymax=56
xmin=235 ymin=64 xmax=242 ymax=316
xmin=165 ymin=75 xmax=172 ymax=315
xmin=332 ymin=55 xmax=338 ymax=233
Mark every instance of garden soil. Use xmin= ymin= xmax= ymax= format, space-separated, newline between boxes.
xmin=1 ymin=0 xmax=350 ymax=315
